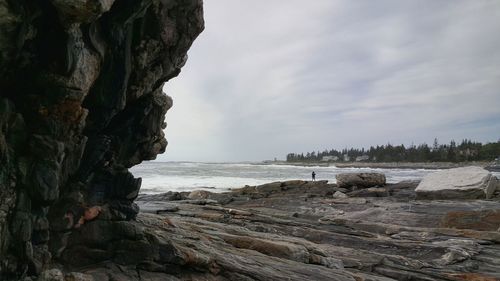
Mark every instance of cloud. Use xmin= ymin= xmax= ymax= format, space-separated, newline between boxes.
xmin=159 ymin=0 xmax=500 ymax=162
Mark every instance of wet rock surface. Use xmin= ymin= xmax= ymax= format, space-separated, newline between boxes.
xmin=0 ymin=0 xmax=203 ymax=279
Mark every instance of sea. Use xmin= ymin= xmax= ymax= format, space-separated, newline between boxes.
xmin=130 ymin=162 xmax=456 ymax=194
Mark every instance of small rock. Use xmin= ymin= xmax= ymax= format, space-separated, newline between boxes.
xmin=332 ymin=191 xmax=348 ymax=199
xmin=38 ymin=269 xmax=64 ymax=281
xmin=187 ymin=190 xmax=211 ymax=200
xmin=331 ymin=187 xmax=349 ymax=193
xmin=227 ymin=209 xmax=252 ymax=216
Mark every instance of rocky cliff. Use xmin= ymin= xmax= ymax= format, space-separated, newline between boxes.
xmin=0 ymin=0 xmax=203 ymax=279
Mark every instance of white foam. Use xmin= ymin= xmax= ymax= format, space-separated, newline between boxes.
xmin=132 ymin=162 xmax=437 ymax=194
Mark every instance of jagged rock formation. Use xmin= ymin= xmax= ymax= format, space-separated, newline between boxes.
xmin=0 ymin=0 xmax=203 ymax=279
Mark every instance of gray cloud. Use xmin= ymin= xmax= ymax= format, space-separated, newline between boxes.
xmin=159 ymin=0 xmax=500 ymax=162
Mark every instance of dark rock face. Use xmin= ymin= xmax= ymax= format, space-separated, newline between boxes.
xmin=0 ymin=0 xmax=203 ymax=279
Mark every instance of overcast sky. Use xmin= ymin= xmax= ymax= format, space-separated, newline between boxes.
xmin=158 ymin=0 xmax=500 ymax=162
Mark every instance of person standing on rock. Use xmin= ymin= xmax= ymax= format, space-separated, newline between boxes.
xmin=312 ymin=171 xmax=316 ymax=181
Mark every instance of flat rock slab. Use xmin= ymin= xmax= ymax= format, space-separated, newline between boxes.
xmin=415 ymin=166 xmax=498 ymax=200
xmin=336 ymin=173 xmax=386 ymax=188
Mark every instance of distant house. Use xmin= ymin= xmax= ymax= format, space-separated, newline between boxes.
xmin=355 ymin=155 xmax=369 ymax=162
xmin=321 ymin=156 xmax=339 ymax=162
xmin=343 ymin=154 xmax=350 ymax=161
xmin=459 ymin=148 xmax=478 ymax=158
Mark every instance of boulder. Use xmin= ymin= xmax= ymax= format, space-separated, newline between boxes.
xmin=187 ymin=190 xmax=212 ymax=200
xmin=415 ymin=166 xmax=498 ymax=200
xmin=332 ymin=191 xmax=348 ymax=199
xmin=336 ymin=173 xmax=386 ymax=188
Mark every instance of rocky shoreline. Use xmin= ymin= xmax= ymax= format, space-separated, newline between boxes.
xmin=334 ymin=161 xmax=492 ymax=170
xmin=2 ymin=1 xmax=500 ymax=280
xmin=35 ymin=170 xmax=499 ymax=281
xmin=266 ymin=161 xmax=492 ymax=170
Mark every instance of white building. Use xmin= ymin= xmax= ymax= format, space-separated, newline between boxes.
xmin=321 ymin=156 xmax=339 ymax=162
xmin=355 ymin=155 xmax=370 ymax=162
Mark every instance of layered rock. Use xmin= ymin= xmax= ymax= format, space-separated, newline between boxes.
xmin=0 ymin=0 xmax=203 ymax=279
xmin=126 ymin=180 xmax=500 ymax=281
xmin=415 ymin=166 xmax=498 ymax=200
xmin=441 ymin=209 xmax=500 ymax=231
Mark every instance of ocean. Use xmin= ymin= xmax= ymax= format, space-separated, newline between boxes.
xmin=130 ymin=162 xmax=446 ymax=194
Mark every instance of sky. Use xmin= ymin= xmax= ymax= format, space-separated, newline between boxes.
xmin=158 ymin=0 xmax=500 ymax=162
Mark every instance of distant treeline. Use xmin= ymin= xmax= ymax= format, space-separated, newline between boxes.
xmin=286 ymin=139 xmax=500 ymax=163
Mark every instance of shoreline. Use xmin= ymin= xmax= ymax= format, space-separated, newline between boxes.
xmin=132 ymin=179 xmax=500 ymax=280
xmin=263 ymin=161 xmax=491 ymax=170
